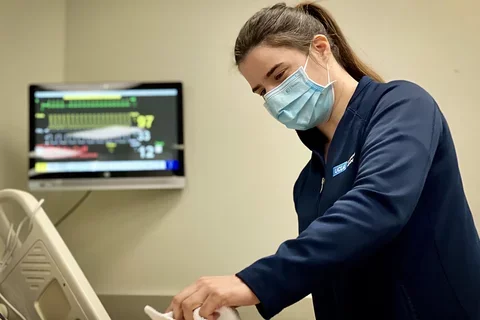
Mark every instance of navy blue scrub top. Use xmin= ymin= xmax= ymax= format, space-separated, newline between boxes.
xmin=237 ymin=76 xmax=480 ymax=320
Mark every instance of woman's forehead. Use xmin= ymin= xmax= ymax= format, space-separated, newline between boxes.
xmin=238 ymin=46 xmax=305 ymax=86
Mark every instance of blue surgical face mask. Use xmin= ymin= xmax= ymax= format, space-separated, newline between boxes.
xmin=263 ymin=55 xmax=335 ymax=130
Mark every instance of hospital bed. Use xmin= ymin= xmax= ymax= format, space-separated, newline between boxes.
xmin=0 ymin=189 xmax=111 ymax=319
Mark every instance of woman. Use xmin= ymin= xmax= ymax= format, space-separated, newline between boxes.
xmin=167 ymin=2 xmax=480 ymax=320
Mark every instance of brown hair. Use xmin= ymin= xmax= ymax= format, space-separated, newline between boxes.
xmin=234 ymin=1 xmax=384 ymax=83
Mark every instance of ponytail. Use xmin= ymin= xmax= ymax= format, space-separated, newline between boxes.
xmin=297 ymin=2 xmax=384 ymax=83
xmin=235 ymin=1 xmax=384 ymax=83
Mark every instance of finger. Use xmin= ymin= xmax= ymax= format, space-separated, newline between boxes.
xmin=182 ymin=287 xmax=209 ymax=320
xmin=206 ymin=312 xmax=220 ymax=320
xmin=199 ymin=292 xmax=224 ymax=319
xmin=167 ymin=284 xmax=200 ymax=320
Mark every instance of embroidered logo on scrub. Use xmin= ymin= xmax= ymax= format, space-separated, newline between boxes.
xmin=332 ymin=153 xmax=355 ymax=177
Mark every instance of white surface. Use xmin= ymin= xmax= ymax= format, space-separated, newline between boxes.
xmin=145 ymin=305 xmax=241 ymax=320
xmin=0 ymin=189 xmax=111 ymax=319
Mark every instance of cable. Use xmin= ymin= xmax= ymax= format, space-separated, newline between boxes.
xmin=54 ymin=191 xmax=92 ymax=228
xmin=0 ymin=200 xmax=44 ymax=272
xmin=0 ymin=292 xmax=26 ymax=320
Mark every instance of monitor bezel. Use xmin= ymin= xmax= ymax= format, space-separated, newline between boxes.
xmin=28 ymin=81 xmax=184 ymax=186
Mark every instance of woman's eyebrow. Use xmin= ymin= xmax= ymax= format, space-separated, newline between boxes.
xmin=252 ymin=62 xmax=284 ymax=93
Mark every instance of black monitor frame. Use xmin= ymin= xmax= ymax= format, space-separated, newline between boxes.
xmin=28 ymin=81 xmax=184 ymax=189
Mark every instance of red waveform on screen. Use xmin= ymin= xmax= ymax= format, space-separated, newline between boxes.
xmin=34 ymin=145 xmax=99 ymax=160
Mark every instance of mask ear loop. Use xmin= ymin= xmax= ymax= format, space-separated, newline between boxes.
xmin=304 ymin=40 xmax=313 ymax=70
xmin=304 ymin=43 xmax=333 ymax=86
xmin=304 ymin=53 xmax=310 ymax=70
xmin=327 ymin=62 xmax=331 ymax=84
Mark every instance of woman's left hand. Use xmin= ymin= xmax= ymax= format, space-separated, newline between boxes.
xmin=165 ymin=275 xmax=259 ymax=320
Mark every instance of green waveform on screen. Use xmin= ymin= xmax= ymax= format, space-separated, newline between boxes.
xmin=48 ymin=112 xmax=132 ymax=130
xmin=40 ymin=98 xmax=136 ymax=111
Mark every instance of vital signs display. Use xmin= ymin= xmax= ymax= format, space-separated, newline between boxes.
xmin=28 ymin=82 xmax=184 ymax=190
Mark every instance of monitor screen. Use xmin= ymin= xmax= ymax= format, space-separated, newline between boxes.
xmin=28 ymin=82 xmax=184 ymax=191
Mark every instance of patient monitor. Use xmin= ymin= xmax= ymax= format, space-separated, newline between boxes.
xmin=0 ymin=189 xmax=111 ymax=319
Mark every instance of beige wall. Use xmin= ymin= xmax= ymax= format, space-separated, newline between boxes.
xmin=0 ymin=0 xmax=66 ymax=190
xmin=1 ymin=0 xmax=479 ymax=318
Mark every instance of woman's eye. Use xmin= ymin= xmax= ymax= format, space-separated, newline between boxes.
xmin=260 ymin=89 xmax=267 ymax=97
xmin=275 ymin=71 xmax=286 ymax=81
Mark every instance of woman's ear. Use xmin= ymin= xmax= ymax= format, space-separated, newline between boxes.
xmin=312 ymin=34 xmax=331 ymax=59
